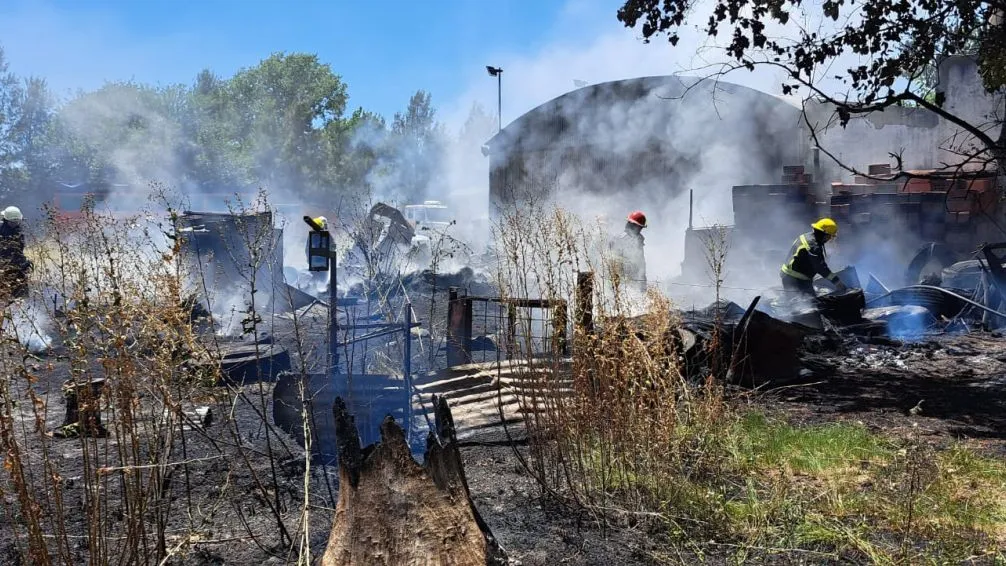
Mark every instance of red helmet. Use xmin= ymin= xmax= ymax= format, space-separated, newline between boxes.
xmin=627 ymin=211 xmax=647 ymax=227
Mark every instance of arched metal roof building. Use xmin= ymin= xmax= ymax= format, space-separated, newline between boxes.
xmin=484 ymin=75 xmax=807 ymax=215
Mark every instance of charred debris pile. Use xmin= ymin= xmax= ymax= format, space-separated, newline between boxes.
xmin=172 ymin=203 xmax=1006 ymax=389
xmin=680 ymin=246 xmax=1006 ymax=388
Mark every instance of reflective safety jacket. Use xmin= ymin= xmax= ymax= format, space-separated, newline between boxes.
xmin=780 ymin=231 xmax=840 ymax=283
xmin=610 ymin=230 xmax=646 ymax=288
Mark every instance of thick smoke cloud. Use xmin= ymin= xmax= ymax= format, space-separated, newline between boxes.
xmin=3 ymin=0 xmax=949 ymax=309
xmin=57 ymin=85 xmax=189 ymax=210
xmin=438 ymin=1 xmax=820 ymax=303
xmin=434 ymin=0 xmax=971 ymax=307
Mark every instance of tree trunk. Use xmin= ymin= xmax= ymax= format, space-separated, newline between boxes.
xmin=322 ymin=396 xmax=508 ymax=566
xmin=54 ymin=377 xmax=107 ymax=438
xmin=994 ymin=126 xmax=1006 ymax=183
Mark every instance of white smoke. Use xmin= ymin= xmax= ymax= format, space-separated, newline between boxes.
xmin=4 ymin=297 xmax=53 ymax=355
xmin=57 ymin=85 xmax=189 ymax=213
xmin=432 ymin=0 xmax=870 ymax=306
xmin=1 ymin=0 xmax=876 ymax=307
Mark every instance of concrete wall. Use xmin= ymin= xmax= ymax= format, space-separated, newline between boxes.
xmin=804 ymin=101 xmax=943 ymax=184
xmin=804 ymin=56 xmax=1004 ymax=185
xmin=937 ymin=56 xmax=1005 ymax=168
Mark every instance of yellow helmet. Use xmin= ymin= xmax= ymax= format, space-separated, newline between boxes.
xmin=313 ymin=216 xmax=328 ymax=230
xmin=811 ymin=217 xmax=838 ymax=237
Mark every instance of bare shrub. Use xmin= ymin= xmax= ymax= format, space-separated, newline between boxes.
xmin=0 ymin=190 xmax=333 ymax=564
xmin=491 ymin=198 xmax=734 ymax=520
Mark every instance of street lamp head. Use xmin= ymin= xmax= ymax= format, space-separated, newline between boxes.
xmin=486 ymin=66 xmax=502 ymax=77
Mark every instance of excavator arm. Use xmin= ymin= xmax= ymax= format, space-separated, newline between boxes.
xmin=367 ymin=202 xmax=416 ymax=245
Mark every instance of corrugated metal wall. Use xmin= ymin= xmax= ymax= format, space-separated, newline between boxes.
xmin=487 ymin=76 xmax=804 ymax=216
xmin=491 ymin=144 xmax=704 ymax=213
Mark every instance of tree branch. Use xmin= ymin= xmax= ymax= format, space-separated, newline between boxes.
xmin=802 ymin=104 xmax=995 ymax=186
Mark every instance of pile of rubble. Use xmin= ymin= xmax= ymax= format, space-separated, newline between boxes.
xmin=677 ymin=250 xmax=1006 ymax=387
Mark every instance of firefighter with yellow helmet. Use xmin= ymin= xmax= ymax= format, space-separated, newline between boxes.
xmin=304 ymin=216 xmax=331 ymax=288
xmin=780 ymin=218 xmax=847 ymax=297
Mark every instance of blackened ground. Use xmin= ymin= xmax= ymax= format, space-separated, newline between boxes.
xmin=6 ymin=291 xmax=1006 ymax=564
xmin=768 ymin=332 xmax=1006 ymax=454
xmin=463 ymin=440 xmax=689 ymax=566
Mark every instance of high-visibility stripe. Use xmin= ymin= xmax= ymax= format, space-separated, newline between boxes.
xmin=780 ymin=234 xmax=812 ymax=280
xmin=781 ymin=265 xmax=811 ymax=280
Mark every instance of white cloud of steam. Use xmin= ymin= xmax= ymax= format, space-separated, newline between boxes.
xmin=437 ymin=0 xmax=828 ymax=303
xmin=4 ymin=298 xmax=53 ymax=355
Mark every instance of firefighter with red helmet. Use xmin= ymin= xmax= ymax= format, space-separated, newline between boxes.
xmin=610 ymin=211 xmax=647 ymax=291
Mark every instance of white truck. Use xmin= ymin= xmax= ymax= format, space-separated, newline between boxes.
xmin=403 ymin=200 xmax=453 ymax=233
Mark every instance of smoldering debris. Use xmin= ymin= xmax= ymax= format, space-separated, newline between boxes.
xmin=174 ymin=210 xmax=324 ymax=336
xmin=288 ymin=201 xmax=495 ymax=301
xmin=348 ymin=201 xmax=478 ymax=279
xmin=677 ymin=298 xmax=816 ymax=387
xmin=665 ymin=248 xmax=1006 ymax=386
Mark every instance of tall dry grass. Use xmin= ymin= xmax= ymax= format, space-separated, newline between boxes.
xmin=0 ymin=192 xmax=332 ymax=565
xmin=491 ymin=200 xmax=1006 ymax=562
xmin=492 ymin=199 xmax=734 ymax=516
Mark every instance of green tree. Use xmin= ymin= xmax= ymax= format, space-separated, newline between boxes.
xmin=617 ymin=0 xmax=1006 ymax=174
xmin=386 ymin=90 xmax=445 ymax=203
xmin=222 ymin=52 xmax=349 ymax=197
xmin=4 ymin=48 xmax=406 ymax=213
xmin=0 ymin=47 xmax=59 ymax=207
xmin=54 ymin=82 xmax=189 ymax=194
xmin=322 ymin=107 xmax=387 ymax=198
xmin=11 ymin=77 xmax=57 ymax=198
xmin=185 ymin=68 xmax=246 ymax=191
xmin=392 ymin=90 xmax=437 ymax=139
xmin=0 ymin=46 xmax=25 ymax=200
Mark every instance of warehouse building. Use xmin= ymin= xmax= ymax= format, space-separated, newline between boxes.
xmin=484 ymin=75 xmax=807 ymax=217
xmin=484 ymin=60 xmax=1001 ymax=289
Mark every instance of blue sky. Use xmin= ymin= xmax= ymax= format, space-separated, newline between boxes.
xmin=0 ymin=0 xmax=676 ymax=125
xmin=0 ymin=0 xmax=807 ymax=134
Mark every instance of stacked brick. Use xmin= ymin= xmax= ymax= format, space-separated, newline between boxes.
xmin=828 ymin=163 xmax=999 ymax=250
xmin=732 ymin=165 xmax=818 ymax=242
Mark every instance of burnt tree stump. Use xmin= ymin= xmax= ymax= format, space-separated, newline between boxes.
xmin=54 ymin=377 xmax=107 ymax=438
xmin=322 ymin=396 xmax=507 ymax=566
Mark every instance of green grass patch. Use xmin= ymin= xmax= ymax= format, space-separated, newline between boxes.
xmin=730 ymin=412 xmax=889 ymax=474
xmin=580 ymin=411 xmax=1006 ymax=562
xmin=727 ymin=414 xmax=1006 ymax=561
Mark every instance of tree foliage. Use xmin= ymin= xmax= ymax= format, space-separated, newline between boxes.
xmin=0 ymin=48 xmax=463 ymax=214
xmin=0 ymin=47 xmax=58 ymax=200
xmin=617 ymin=0 xmax=1006 ymax=171
xmin=386 ymin=90 xmax=445 ymax=202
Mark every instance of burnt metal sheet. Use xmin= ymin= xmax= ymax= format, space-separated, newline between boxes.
xmin=273 ymin=372 xmax=410 ymax=464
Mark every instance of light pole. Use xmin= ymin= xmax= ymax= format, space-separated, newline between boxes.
xmin=486 ymin=66 xmax=503 ymax=132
